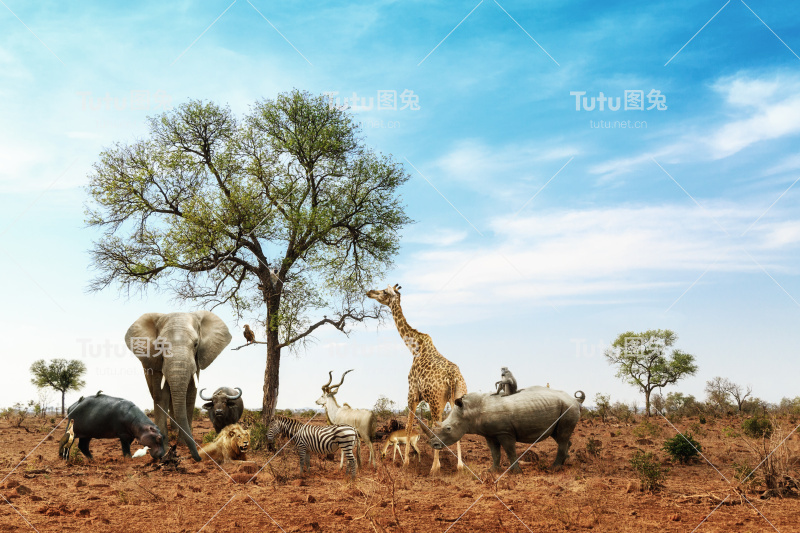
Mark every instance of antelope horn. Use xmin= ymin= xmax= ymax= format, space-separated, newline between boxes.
xmin=227 ymin=387 xmax=242 ymax=400
xmin=199 ymin=388 xmax=211 ymax=401
xmin=322 ymin=371 xmax=334 ymax=392
xmin=330 ymin=369 xmax=354 ymax=392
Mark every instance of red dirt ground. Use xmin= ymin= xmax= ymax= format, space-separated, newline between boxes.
xmin=1 ymin=414 xmax=798 ymax=532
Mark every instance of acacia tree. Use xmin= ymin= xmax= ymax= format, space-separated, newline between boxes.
xmin=604 ymin=329 xmax=698 ymax=416
xmin=30 ymin=359 xmax=87 ymax=416
xmin=86 ymin=90 xmax=411 ymax=423
xmin=706 ymin=376 xmax=752 ymax=413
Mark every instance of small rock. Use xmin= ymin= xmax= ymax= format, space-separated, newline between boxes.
xmin=75 ymin=480 xmax=86 ymax=488
xmin=290 ymin=479 xmax=306 ymax=487
xmin=30 ymin=495 xmax=43 ymax=501
xmin=625 ymin=481 xmax=634 ymax=493
xmin=403 ymin=505 xmax=411 ymax=511
xmin=4 ymin=480 xmax=20 ymax=490
xmin=670 ymin=514 xmax=681 ymax=522
xmin=306 ymin=495 xmax=316 ymax=503
xmin=14 ymin=485 xmax=32 ymax=496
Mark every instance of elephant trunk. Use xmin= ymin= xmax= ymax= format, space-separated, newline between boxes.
xmin=170 ymin=384 xmax=201 ymax=461
xmin=163 ymin=357 xmax=201 ymax=462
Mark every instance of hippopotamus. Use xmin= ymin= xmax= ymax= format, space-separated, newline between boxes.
xmin=61 ymin=392 xmax=166 ymax=460
xmin=429 ymin=386 xmax=585 ymax=472
xmin=199 ymin=387 xmax=244 ymax=433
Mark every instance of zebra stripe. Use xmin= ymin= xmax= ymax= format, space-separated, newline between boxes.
xmin=267 ymin=416 xmax=360 ymax=479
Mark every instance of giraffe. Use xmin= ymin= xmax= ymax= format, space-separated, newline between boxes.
xmin=367 ymin=284 xmax=467 ymax=474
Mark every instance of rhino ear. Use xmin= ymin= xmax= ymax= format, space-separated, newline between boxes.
xmin=193 ymin=311 xmax=232 ymax=369
xmin=125 ymin=313 xmax=165 ymax=356
xmin=455 ymin=397 xmax=464 ymax=409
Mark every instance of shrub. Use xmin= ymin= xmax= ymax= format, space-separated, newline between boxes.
xmin=249 ymin=422 xmax=269 ymax=450
xmin=594 ymin=393 xmax=610 ymax=423
xmin=632 ymin=419 xmax=660 ymax=439
xmin=373 ymin=396 xmax=397 ymax=419
xmin=586 ymin=438 xmax=602 ymax=457
xmin=742 ymin=415 xmax=772 ymax=439
xmin=630 ymin=451 xmax=669 ymax=492
xmin=202 ymin=431 xmax=217 ymax=444
xmin=663 ymin=433 xmax=702 ymax=463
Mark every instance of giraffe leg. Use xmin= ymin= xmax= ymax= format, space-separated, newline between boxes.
xmin=404 ymin=400 xmax=418 ymax=467
xmin=428 ymin=400 xmax=443 ymax=475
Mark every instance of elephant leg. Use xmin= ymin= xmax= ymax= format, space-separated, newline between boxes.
xmin=119 ymin=436 xmax=133 ymax=458
xmin=485 ymin=436 xmax=503 ymax=471
xmin=499 ymin=435 xmax=522 ymax=473
xmin=77 ymin=438 xmax=93 ymax=460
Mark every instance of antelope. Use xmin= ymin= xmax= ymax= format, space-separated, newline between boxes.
xmin=381 ymin=428 xmax=421 ymax=463
xmin=315 ymin=370 xmax=377 ymax=467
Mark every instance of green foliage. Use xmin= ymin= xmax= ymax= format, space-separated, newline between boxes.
xmin=610 ymin=401 xmax=634 ymax=424
xmin=594 ymin=393 xmax=611 ymax=422
xmin=372 ymin=396 xmax=397 ymax=419
xmin=698 ymin=415 xmax=706 ymax=424
xmin=85 ymin=90 xmax=413 ymax=423
xmin=629 ymin=451 xmax=669 ymax=492
xmin=663 ymin=433 xmax=702 ymax=463
xmin=30 ymin=359 xmax=87 ymax=415
xmin=722 ymin=426 xmax=741 ymax=439
xmin=249 ymin=422 xmax=269 ymax=450
xmin=605 ymin=330 xmax=698 ymax=416
xmin=632 ymin=419 xmax=661 ymax=439
xmin=742 ymin=414 xmax=773 ymax=439
xmin=664 ymin=392 xmax=701 ymax=419
xmin=202 ymin=430 xmax=217 ymax=444
xmin=240 ymin=409 xmax=262 ymax=426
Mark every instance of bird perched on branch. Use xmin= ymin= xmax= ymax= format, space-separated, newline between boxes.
xmin=243 ymin=324 xmax=256 ymax=344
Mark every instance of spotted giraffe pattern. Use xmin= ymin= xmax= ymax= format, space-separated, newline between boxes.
xmin=367 ymin=284 xmax=467 ymax=474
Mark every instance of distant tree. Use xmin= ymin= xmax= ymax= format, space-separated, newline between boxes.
xmin=85 ymin=90 xmax=411 ymax=424
xmin=594 ymin=393 xmax=611 ymax=423
xmin=605 ymin=330 xmax=698 ymax=417
xmin=30 ymin=359 xmax=87 ymax=416
xmin=664 ymin=392 xmax=699 ymax=417
xmin=705 ymin=376 xmax=751 ymax=414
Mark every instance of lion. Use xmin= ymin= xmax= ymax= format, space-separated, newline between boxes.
xmin=200 ymin=424 xmax=250 ymax=463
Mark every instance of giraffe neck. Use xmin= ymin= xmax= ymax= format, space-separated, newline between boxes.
xmin=390 ymin=300 xmax=426 ymax=356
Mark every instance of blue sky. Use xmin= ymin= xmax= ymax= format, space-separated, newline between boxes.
xmin=1 ymin=0 xmax=799 ymax=413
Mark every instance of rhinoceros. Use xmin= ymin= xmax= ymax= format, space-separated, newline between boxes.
xmin=429 ymin=386 xmax=585 ymax=472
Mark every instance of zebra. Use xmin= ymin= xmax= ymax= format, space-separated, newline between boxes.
xmin=266 ymin=415 xmax=361 ymax=479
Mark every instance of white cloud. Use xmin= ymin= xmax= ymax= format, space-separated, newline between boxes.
xmin=394 ymin=204 xmax=799 ymax=325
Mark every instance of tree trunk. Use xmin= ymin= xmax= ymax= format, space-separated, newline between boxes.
xmin=645 ymin=389 xmax=651 ymax=417
xmin=61 ymin=390 xmax=65 ymax=417
xmin=262 ymin=329 xmax=281 ymax=425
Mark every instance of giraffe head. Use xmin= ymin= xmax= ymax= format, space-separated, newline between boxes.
xmin=366 ymin=284 xmax=402 ymax=307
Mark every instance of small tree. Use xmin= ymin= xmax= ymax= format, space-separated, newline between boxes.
xmin=705 ymin=376 xmax=751 ymax=414
xmin=605 ymin=330 xmax=698 ymax=417
xmin=30 ymin=359 xmax=87 ymax=416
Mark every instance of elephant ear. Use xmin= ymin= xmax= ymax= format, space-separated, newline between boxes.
xmin=194 ymin=311 xmax=232 ymax=369
xmin=124 ymin=313 xmax=165 ymax=357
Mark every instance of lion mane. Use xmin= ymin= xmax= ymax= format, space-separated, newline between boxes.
xmin=200 ymin=424 xmax=250 ymax=463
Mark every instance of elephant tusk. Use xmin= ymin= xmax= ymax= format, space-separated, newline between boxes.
xmin=193 ymin=373 xmax=199 ymax=388
xmin=161 ymin=375 xmax=166 ymax=390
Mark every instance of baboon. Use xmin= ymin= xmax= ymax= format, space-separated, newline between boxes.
xmin=493 ymin=367 xmax=517 ymax=396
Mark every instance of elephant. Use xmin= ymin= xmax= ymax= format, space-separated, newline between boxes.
xmin=125 ymin=311 xmax=232 ymax=461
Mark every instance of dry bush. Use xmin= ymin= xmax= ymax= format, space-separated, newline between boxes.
xmin=741 ymin=420 xmax=800 ymax=498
